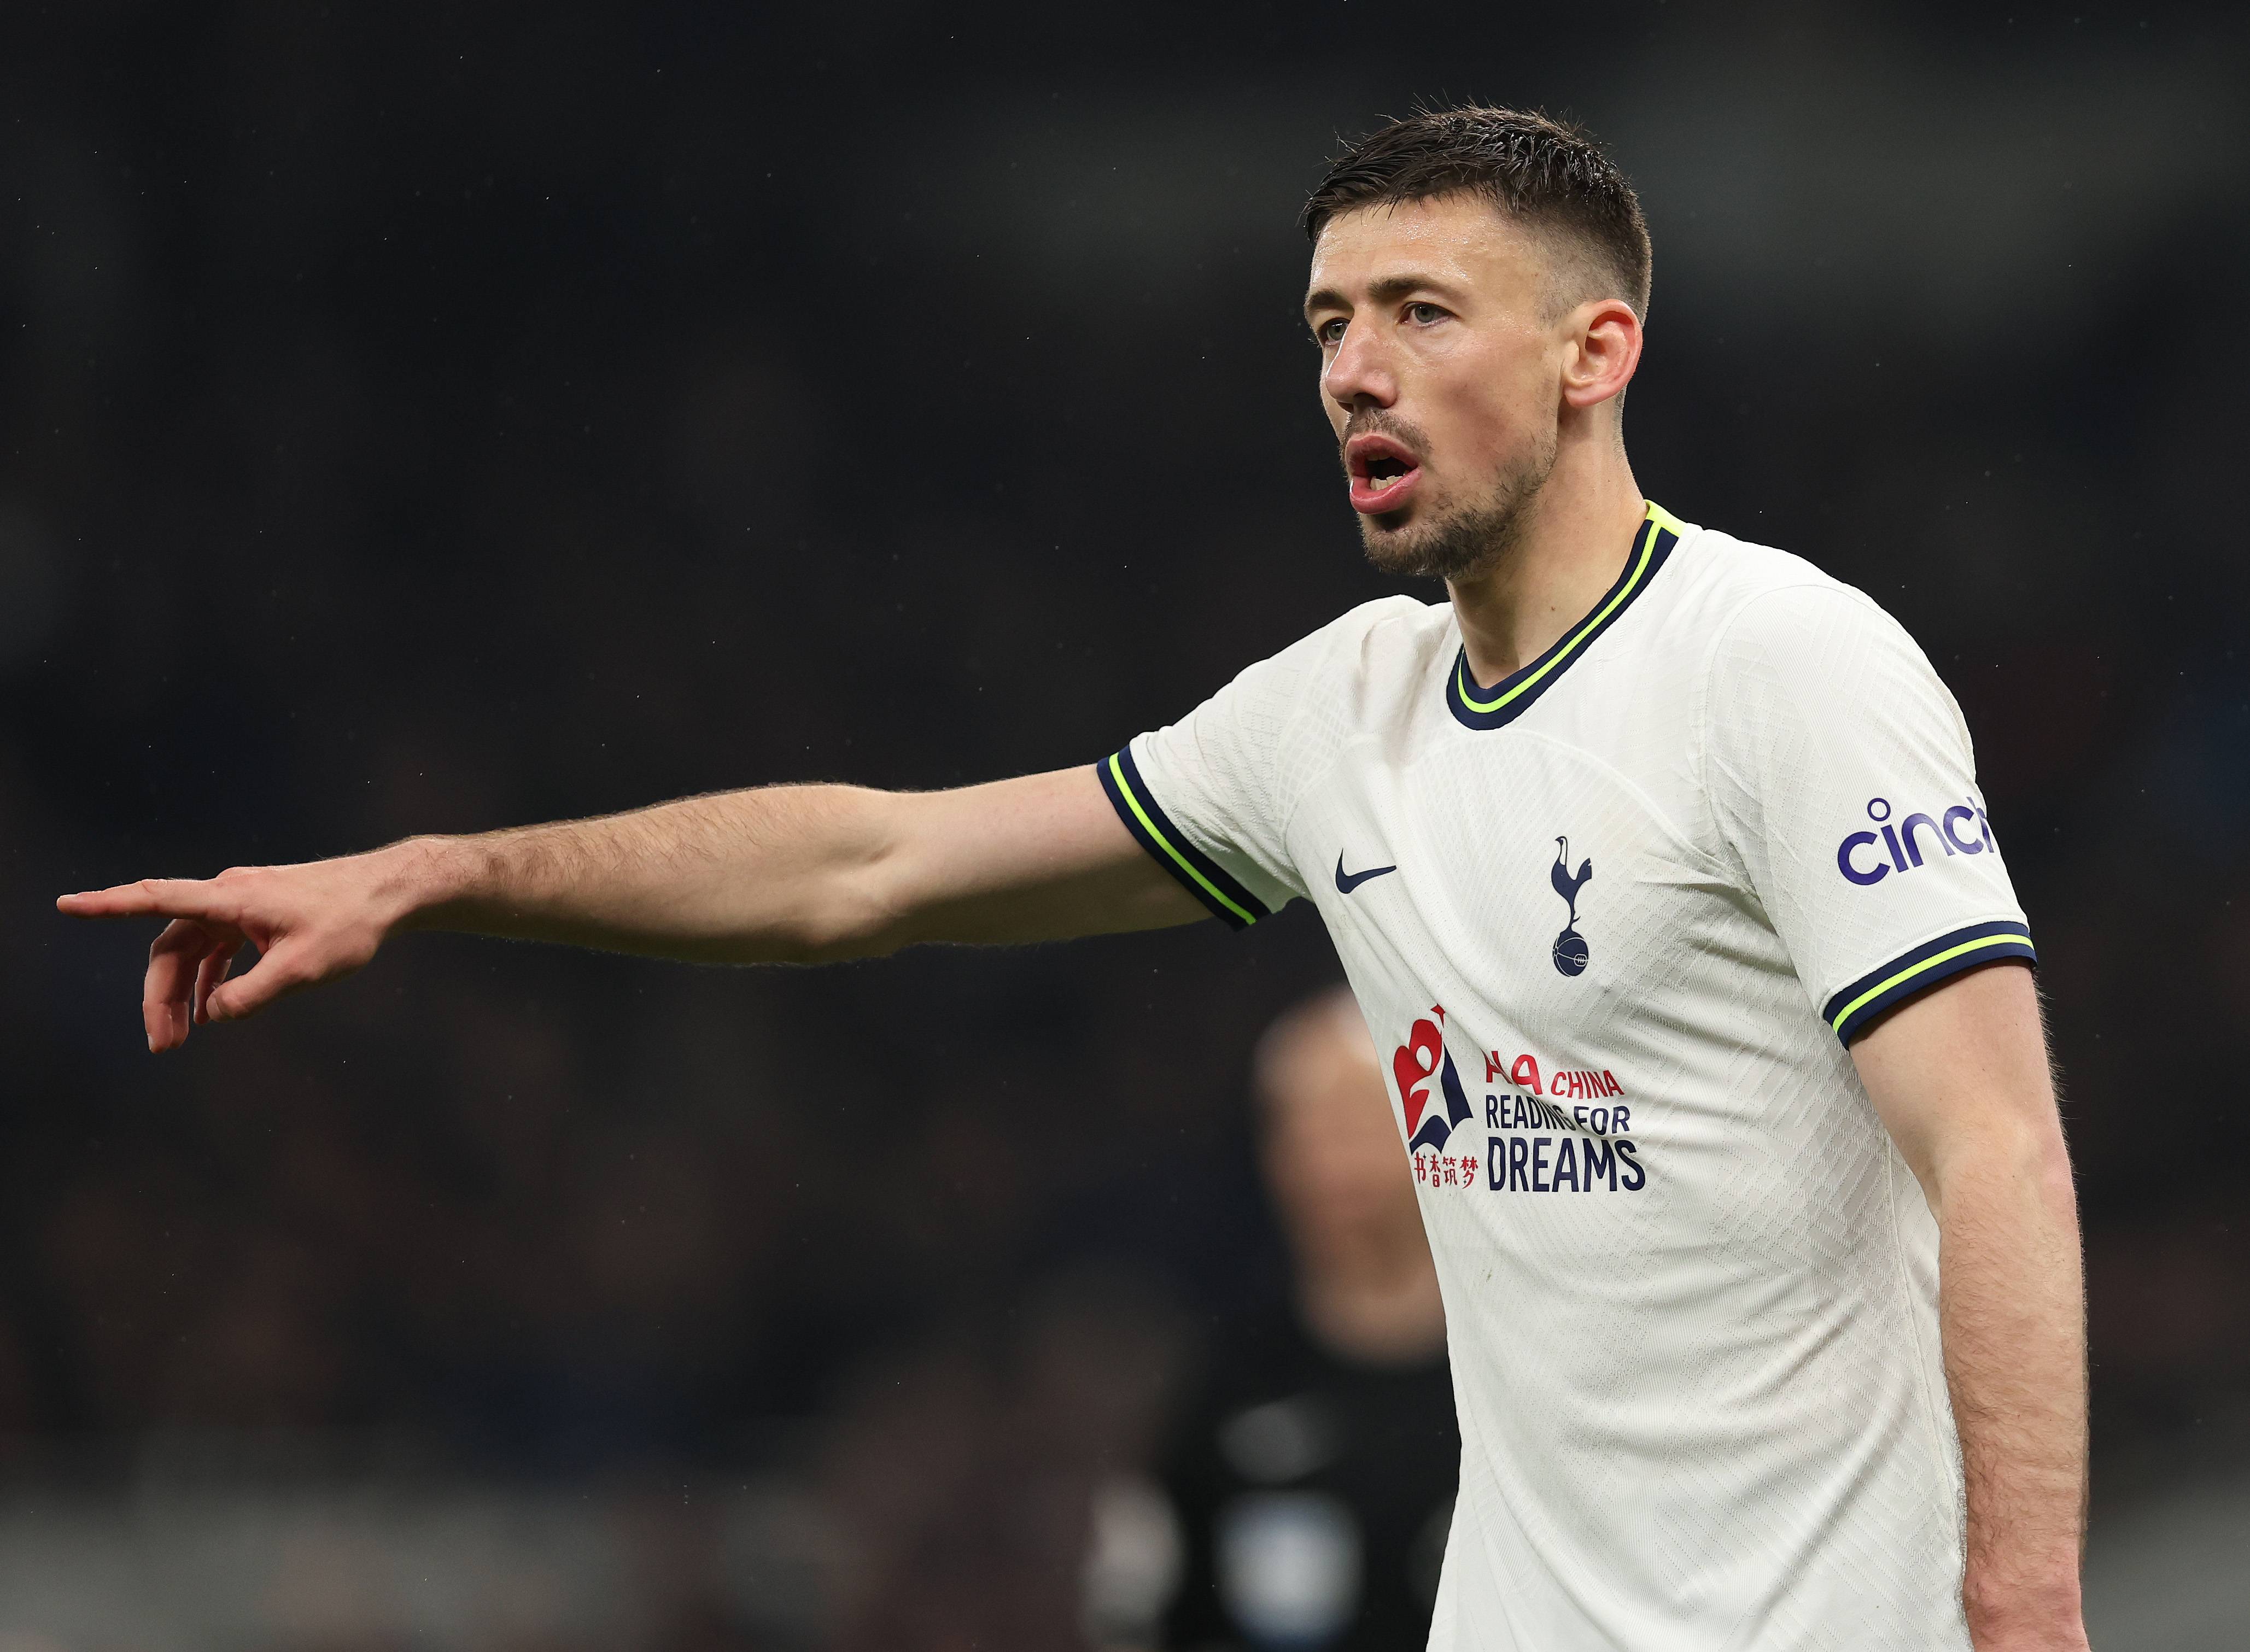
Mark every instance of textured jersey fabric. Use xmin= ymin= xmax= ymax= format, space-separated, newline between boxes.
xmin=1098 ymin=503 xmax=2032 ymax=1650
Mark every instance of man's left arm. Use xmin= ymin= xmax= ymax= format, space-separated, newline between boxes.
xmin=1851 ymin=960 xmax=2088 ymax=1652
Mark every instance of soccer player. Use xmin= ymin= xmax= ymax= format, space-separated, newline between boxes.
xmin=60 ymin=108 xmax=2088 ymax=1650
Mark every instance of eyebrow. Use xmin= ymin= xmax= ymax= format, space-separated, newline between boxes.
xmin=1302 ymin=271 xmax=1465 ymax=320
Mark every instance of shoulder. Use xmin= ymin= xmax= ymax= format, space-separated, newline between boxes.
xmin=1665 ymin=524 xmax=1895 ymax=643
xmin=1160 ymin=595 xmax=1445 ymax=766
xmin=1652 ymin=524 xmax=1942 ymax=701
xmin=1667 ymin=525 xmax=1966 ymax=754
xmin=1281 ymin=593 xmax=1448 ymax=669
xmin=1231 ymin=593 xmax=1450 ymax=707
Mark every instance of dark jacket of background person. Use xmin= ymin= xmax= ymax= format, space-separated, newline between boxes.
xmin=1155 ymin=1302 xmax=1454 ymax=1651
xmin=1115 ymin=991 xmax=1454 ymax=1650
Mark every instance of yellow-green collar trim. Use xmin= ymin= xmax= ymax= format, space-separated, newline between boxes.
xmin=1445 ymin=501 xmax=1687 ymax=731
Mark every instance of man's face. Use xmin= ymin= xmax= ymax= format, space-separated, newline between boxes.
xmin=1304 ymin=194 xmax=1568 ymax=581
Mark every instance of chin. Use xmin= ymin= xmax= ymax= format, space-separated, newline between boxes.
xmin=1357 ymin=512 xmax=1420 ymax=567
xmin=1358 ymin=489 xmax=1520 ymax=584
xmin=1359 ymin=515 xmax=1458 ymax=581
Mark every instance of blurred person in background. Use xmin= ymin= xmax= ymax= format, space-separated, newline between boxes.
xmin=1095 ymin=986 xmax=1454 ymax=1651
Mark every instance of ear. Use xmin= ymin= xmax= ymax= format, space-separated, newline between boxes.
xmin=1560 ymin=298 xmax=1643 ymax=411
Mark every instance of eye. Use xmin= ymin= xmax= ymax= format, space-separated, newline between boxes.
xmin=1312 ymin=317 xmax=1348 ymax=346
xmin=1405 ymin=301 xmax=1449 ymax=326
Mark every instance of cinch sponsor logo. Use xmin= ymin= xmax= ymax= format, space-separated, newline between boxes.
xmin=1836 ymin=795 xmax=1996 ymax=887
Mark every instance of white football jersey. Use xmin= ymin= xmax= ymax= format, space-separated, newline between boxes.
xmin=1099 ymin=502 xmax=2032 ymax=1650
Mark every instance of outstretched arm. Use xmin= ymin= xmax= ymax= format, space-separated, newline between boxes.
xmin=1851 ymin=963 xmax=2088 ymax=1652
xmin=57 ymin=766 xmax=1205 ymax=1051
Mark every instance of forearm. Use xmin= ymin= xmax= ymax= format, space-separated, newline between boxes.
xmin=61 ymin=764 xmax=1200 ymax=1046
xmin=395 ymin=784 xmax=903 ymax=964
xmin=1851 ymin=964 xmax=2088 ymax=1648
xmin=386 ymin=768 xmax=1200 ymax=960
xmin=1936 ymin=1122 xmax=2088 ymax=1645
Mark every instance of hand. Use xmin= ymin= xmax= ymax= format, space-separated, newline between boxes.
xmin=57 ymin=847 xmax=422 ymax=1052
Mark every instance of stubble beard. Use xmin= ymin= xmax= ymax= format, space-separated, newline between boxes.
xmin=1354 ymin=425 xmax=1561 ymax=584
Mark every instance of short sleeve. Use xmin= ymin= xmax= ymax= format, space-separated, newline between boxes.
xmin=1703 ymin=583 xmax=2035 ymax=1044
xmin=1097 ymin=643 xmax=1316 ymax=929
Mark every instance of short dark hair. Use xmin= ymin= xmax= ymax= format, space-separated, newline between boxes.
xmin=1301 ymin=106 xmax=1652 ymax=319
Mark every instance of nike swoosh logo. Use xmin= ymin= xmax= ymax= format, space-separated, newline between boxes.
xmin=1335 ymin=853 xmax=1398 ymax=894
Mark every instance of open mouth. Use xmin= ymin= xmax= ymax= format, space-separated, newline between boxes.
xmin=1346 ymin=433 xmax=1425 ymax=515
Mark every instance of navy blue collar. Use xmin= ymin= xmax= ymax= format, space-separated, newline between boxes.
xmin=1445 ymin=504 xmax=1683 ymax=731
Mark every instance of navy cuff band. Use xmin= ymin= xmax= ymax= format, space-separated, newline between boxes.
xmin=1096 ymin=745 xmax=1271 ymax=930
xmin=1822 ymin=920 xmax=2037 ymax=1045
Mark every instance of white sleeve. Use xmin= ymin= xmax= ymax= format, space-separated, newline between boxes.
xmin=1096 ymin=640 xmax=1317 ymax=928
xmin=1703 ymin=582 xmax=2035 ymax=1045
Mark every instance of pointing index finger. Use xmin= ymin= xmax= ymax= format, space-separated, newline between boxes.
xmin=57 ymin=879 xmax=224 ymax=921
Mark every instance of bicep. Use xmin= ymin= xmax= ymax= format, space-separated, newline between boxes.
xmin=874 ymin=765 xmax=1209 ymax=947
xmin=1849 ymin=960 xmax=2058 ymax=1209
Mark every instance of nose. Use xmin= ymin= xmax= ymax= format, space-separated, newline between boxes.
xmin=1323 ymin=319 xmax=1399 ymax=413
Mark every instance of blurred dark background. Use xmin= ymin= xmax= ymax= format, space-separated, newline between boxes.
xmin=4 ymin=1 xmax=2248 ymax=1645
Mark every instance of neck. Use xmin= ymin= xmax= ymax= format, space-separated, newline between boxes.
xmin=1447 ymin=432 xmax=1645 ymax=687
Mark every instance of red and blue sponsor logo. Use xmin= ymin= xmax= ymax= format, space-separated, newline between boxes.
xmin=1392 ymin=1005 xmax=1474 ymax=1155
xmin=1393 ymin=1011 xmax=1647 ymax=1194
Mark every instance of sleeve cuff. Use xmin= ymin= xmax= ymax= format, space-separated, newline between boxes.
xmin=1822 ymin=919 xmax=2037 ymax=1045
xmin=1096 ymin=745 xmax=1274 ymax=930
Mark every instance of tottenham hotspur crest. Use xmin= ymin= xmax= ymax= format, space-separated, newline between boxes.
xmin=1550 ymin=836 xmax=1593 ymax=976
